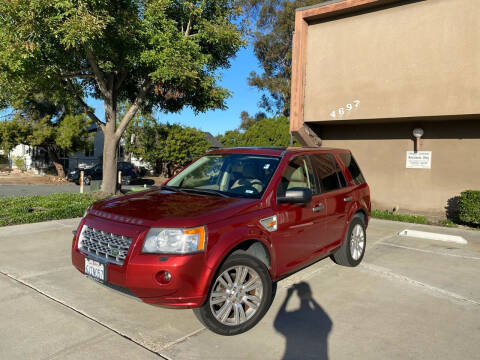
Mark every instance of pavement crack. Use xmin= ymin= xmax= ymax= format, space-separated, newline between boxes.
xmin=0 ymin=270 xmax=168 ymax=359
xmin=159 ymin=327 xmax=206 ymax=351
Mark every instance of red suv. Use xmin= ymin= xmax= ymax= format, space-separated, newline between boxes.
xmin=72 ymin=147 xmax=370 ymax=335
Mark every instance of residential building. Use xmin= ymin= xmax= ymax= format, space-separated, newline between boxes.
xmin=290 ymin=0 xmax=480 ymax=215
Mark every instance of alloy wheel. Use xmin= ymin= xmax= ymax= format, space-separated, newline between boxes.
xmin=350 ymin=223 xmax=365 ymax=260
xmin=209 ymin=265 xmax=264 ymax=326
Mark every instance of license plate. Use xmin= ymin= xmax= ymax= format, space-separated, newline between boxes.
xmin=84 ymin=258 xmax=106 ymax=283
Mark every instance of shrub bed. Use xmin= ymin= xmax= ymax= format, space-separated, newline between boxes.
xmin=458 ymin=190 xmax=480 ymax=226
xmin=0 ymin=193 xmax=105 ymax=227
xmin=371 ymin=209 xmax=428 ymax=224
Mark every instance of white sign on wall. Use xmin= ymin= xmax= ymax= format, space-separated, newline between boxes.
xmin=406 ymin=151 xmax=432 ymax=169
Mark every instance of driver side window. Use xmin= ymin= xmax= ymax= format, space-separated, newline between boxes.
xmin=277 ymin=156 xmax=316 ymax=198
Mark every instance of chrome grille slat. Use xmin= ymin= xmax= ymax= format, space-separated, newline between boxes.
xmin=79 ymin=226 xmax=133 ymax=265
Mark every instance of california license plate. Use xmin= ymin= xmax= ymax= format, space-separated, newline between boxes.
xmin=84 ymin=258 xmax=106 ymax=283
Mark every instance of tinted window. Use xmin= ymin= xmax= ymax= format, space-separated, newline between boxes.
xmin=277 ymin=156 xmax=316 ymax=197
xmin=311 ymin=154 xmax=344 ymax=193
xmin=339 ymin=153 xmax=366 ymax=185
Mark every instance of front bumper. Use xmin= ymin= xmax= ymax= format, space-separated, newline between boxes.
xmin=71 ymin=216 xmax=212 ymax=308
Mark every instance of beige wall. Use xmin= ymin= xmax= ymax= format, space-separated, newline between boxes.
xmin=317 ymin=120 xmax=480 ymax=215
xmin=304 ymin=0 xmax=480 ymax=123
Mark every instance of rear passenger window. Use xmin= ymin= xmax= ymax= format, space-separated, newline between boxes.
xmin=310 ymin=154 xmax=345 ymax=193
xmin=339 ymin=153 xmax=366 ymax=185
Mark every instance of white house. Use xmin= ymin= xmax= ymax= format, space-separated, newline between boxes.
xmin=8 ymin=144 xmax=34 ymax=170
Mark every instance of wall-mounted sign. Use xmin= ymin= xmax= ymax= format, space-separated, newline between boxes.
xmin=406 ymin=151 xmax=432 ymax=169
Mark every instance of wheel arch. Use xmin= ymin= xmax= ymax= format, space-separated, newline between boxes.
xmin=227 ymin=240 xmax=271 ymax=269
xmin=347 ymin=201 xmax=369 ymax=227
xmin=208 ymin=237 xmax=275 ymax=280
xmin=354 ymin=208 xmax=367 ymax=225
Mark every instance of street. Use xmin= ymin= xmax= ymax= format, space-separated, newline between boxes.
xmin=0 ymin=184 xmax=153 ymax=197
xmin=0 ymin=184 xmax=79 ymax=197
xmin=0 ymin=218 xmax=479 ymax=359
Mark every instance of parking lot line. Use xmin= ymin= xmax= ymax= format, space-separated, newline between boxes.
xmin=380 ymin=242 xmax=480 ymax=261
xmin=359 ymin=263 xmax=480 ymax=306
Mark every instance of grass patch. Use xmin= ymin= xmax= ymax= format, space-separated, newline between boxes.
xmin=0 ymin=193 xmax=106 ymax=227
xmin=371 ymin=209 xmax=428 ymax=224
xmin=440 ymin=219 xmax=458 ymax=228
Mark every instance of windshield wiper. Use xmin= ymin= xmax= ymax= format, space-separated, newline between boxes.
xmin=180 ymin=188 xmax=230 ymax=198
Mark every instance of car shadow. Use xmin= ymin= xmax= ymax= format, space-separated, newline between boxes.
xmin=274 ymin=282 xmax=332 ymax=360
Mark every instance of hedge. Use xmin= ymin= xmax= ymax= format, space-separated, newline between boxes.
xmin=458 ymin=190 xmax=480 ymax=226
xmin=0 ymin=193 xmax=105 ymax=227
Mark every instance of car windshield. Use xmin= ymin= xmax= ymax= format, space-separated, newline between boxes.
xmin=166 ymin=154 xmax=281 ymax=198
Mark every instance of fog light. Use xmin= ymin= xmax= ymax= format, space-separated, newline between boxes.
xmin=156 ymin=270 xmax=172 ymax=284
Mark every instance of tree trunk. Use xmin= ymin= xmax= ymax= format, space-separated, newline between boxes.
xmin=47 ymin=148 xmax=65 ymax=178
xmin=100 ymin=78 xmax=120 ymax=195
xmin=101 ymin=123 xmax=119 ymax=194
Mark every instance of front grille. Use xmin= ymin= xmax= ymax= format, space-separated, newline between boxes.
xmin=79 ymin=226 xmax=133 ymax=265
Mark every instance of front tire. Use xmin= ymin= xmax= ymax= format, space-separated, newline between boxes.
xmin=193 ymin=254 xmax=273 ymax=336
xmin=331 ymin=215 xmax=366 ymax=267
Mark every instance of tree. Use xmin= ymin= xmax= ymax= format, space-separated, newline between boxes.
xmin=216 ymin=129 xmax=244 ymax=147
xmin=239 ymin=110 xmax=266 ymax=130
xmin=0 ymin=91 xmax=91 ymax=177
xmin=217 ymin=115 xmax=295 ymax=147
xmin=241 ymin=115 xmax=293 ymax=146
xmin=125 ymin=119 xmax=210 ymax=177
xmin=242 ymin=0 xmax=327 ymax=116
xmin=0 ymin=0 xmax=244 ymax=194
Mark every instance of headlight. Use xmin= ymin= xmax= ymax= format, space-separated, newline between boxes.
xmin=142 ymin=226 xmax=206 ymax=254
xmin=83 ymin=205 xmax=92 ymax=218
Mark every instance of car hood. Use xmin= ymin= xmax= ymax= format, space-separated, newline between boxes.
xmin=90 ymin=188 xmax=260 ymax=228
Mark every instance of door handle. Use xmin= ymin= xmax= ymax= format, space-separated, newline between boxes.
xmin=312 ymin=204 xmax=325 ymax=212
xmin=344 ymin=196 xmax=353 ymax=202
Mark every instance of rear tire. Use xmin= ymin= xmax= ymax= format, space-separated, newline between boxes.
xmin=331 ymin=215 xmax=366 ymax=267
xmin=193 ymin=254 xmax=273 ymax=336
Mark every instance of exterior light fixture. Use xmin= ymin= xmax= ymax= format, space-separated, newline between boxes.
xmin=413 ymin=128 xmax=424 ymax=138
xmin=412 ymin=128 xmax=424 ymax=152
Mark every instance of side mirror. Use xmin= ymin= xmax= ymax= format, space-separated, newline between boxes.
xmin=277 ymin=187 xmax=312 ymax=204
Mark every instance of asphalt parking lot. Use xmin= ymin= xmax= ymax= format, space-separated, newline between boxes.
xmin=0 ymin=218 xmax=479 ymax=360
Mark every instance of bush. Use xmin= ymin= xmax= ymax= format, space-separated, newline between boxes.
xmin=0 ymin=193 xmax=106 ymax=227
xmin=0 ymin=154 xmax=9 ymax=170
xmin=371 ymin=209 xmax=428 ymax=224
xmin=12 ymin=156 xmax=25 ymax=170
xmin=458 ymin=190 xmax=480 ymax=226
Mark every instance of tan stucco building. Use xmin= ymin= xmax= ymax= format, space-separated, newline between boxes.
xmin=290 ymin=0 xmax=480 ymax=216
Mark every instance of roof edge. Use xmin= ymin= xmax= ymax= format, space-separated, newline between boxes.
xmin=296 ymin=0 xmax=345 ymax=13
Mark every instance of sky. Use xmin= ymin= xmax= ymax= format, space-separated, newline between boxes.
xmin=88 ymin=44 xmax=267 ymax=136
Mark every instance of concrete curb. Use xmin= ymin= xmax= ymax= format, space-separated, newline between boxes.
xmin=0 ymin=218 xmax=81 ymax=237
xmin=398 ymin=229 xmax=468 ymax=244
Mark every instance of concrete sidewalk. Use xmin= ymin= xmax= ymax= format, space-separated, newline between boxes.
xmin=0 ymin=218 xmax=479 ymax=359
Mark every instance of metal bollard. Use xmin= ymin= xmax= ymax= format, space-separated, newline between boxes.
xmin=80 ymin=170 xmax=84 ymax=194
